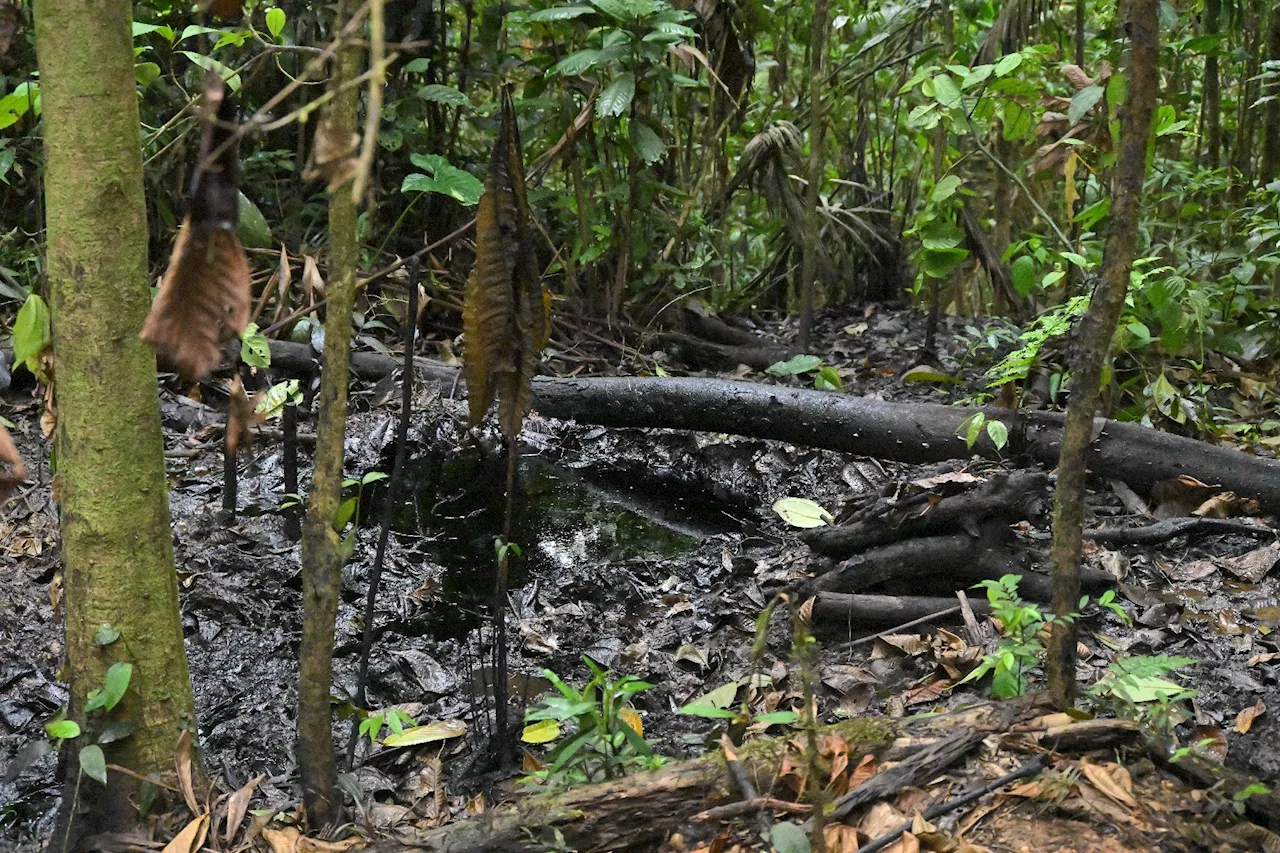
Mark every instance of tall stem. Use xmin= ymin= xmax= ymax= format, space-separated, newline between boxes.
xmin=797 ymin=0 xmax=829 ymax=350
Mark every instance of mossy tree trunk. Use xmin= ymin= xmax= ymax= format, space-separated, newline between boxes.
xmin=796 ymin=0 xmax=828 ymax=351
xmin=33 ymin=0 xmax=197 ymax=842
xmin=1045 ymin=0 xmax=1159 ymax=709
xmin=297 ymin=29 xmax=362 ymax=828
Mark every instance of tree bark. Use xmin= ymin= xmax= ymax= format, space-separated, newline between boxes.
xmin=1202 ymin=0 xmax=1221 ymax=168
xmin=297 ymin=28 xmax=362 ymax=827
xmin=34 ymin=0 xmax=197 ymax=842
xmin=796 ymin=0 xmax=828 ymax=351
xmin=1261 ymin=2 xmax=1280 ymax=182
xmin=1046 ymin=0 xmax=1159 ymax=710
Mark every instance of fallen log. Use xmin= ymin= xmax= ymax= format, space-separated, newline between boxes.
xmin=813 ymin=593 xmax=990 ymax=627
xmin=802 ymin=471 xmax=1050 ymax=558
xmin=263 ymin=341 xmax=1280 ymax=512
xmin=1084 ymin=516 xmax=1278 ymax=546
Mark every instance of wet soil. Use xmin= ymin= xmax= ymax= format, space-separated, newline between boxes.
xmin=2 ymin=308 xmax=1279 ymax=846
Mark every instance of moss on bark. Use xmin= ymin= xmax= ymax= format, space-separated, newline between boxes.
xmin=33 ymin=0 xmax=197 ymax=839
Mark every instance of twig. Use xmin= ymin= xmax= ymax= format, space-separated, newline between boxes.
xmin=350 ymin=0 xmax=387 ymax=204
xmin=851 ymin=754 xmax=1046 ymax=853
xmin=692 ymin=797 xmax=812 ymax=823
xmin=829 ymin=605 xmax=963 ymax=654
xmin=1084 ymin=516 xmax=1278 ymax=546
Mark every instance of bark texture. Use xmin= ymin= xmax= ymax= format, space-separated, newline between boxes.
xmin=34 ymin=0 xmax=196 ymax=840
xmin=1046 ymin=0 xmax=1159 ymax=710
xmin=298 ymin=37 xmax=362 ymax=827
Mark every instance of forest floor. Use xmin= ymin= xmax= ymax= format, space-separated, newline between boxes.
xmin=3 ymin=306 xmax=1280 ymax=851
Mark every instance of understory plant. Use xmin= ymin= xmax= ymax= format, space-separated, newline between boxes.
xmin=520 ymin=656 xmax=664 ymax=788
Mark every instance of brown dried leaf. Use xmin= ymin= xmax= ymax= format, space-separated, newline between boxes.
xmin=225 ymin=376 xmax=264 ymax=455
xmin=1220 ymin=543 xmax=1280 ymax=583
xmin=1079 ymin=759 xmax=1137 ymax=808
xmin=0 ymin=421 xmax=25 ymax=503
xmin=302 ymin=254 xmax=324 ymax=302
xmin=304 ymin=116 xmax=360 ymax=193
xmin=161 ymin=813 xmax=209 ymax=853
xmin=175 ymin=728 xmax=200 ymax=816
xmin=463 ymin=88 xmax=547 ymax=438
xmin=1060 ymin=64 xmax=1094 ymax=91
xmin=223 ymin=773 xmax=263 ymax=845
xmin=1234 ymin=699 xmax=1266 ymax=734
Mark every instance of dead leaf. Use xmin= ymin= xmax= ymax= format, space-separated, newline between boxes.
xmin=873 ymin=634 xmax=931 ymax=657
xmin=0 ymin=0 xmax=18 ymax=58
xmin=1079 ymin=759 xmax=1137 ymax=808
xmin=1194 ymin=491 xmax=1245 ymax=518
xmin=822 ymin=823 xmax=863 ymax=853
xmin=226 ymin=376 xmax=264 ymax=455
xmin=1235 ymin=699 xmax=1266 ymax=734
xmin=262 ymin=826 xmax=299 ymax=853
xmin=142 ymin=76 xmax=250 ymax=381
xmin=223 ymin=773 xmax=263 ymax=844
xmin=303 ymin=116 xmax=360 ymax=193
xmin=463 ymin=87 xmax=548 ymax=438
xmin=0 ymin=421 xmax=25 ymax=502
xmin=908 ymin=471 xmax=985 ymax=490
xmin=1248 ymin=652 xmax=1280 ymax=667
xmin=1150 ymin=475 xmax=1221 ymax=519
xmin=902 ymin=678 xmax=951 ymax=707
xmin=302 ymin=254 xmax=325 ymax=302
xmin=1220 ymin=543 xmax=1280 ymax=582
xmin=175 ymin=729 xmax=200 ymax=816
xmin=161 ymin=813 xmax=209 ymax=853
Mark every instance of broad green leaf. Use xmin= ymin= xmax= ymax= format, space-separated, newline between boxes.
xmin=79 ymin=745 xmax=107 ymax=785
xmin=994 ymin=52 xmax=1022 ymax=76
xmin=255 ymin=380 xmax=301 ymax=419
xmin=1060 ymin=251 xmax=1090 ymax=268
xmin=84 ymin=663 xmax=131 ymax=713
xmin=521 ymin=719 xmax=561 ymax=743
xmin=46 ymin=720 xmax=81 ymax=740
xmin=766 ymin=354 xmax=822 ymax=376
xmin=771 ymin=497 xmax=833 ymax=528
xmin=237 ymin=192 xmax=272 ymax=248
xmin=240 ymin=322 xmax=271 ymax=368
xmin=524 ymin=5 xmax=596 ymax=21
xmin=382 ymin=719 xmax=467 ymax=747
xmin=134 ymin=62 xmax=162 ymax=88
xmin=921 ymin=246 xmax=969 ymax=278
xmin=417 ymin=84 xmax=470 ymax=108
xmin=552 ymin=48 xmax=604 ymax=75
xmin=133 ymin=22 xmax=177 ymax=41
xmin=630 ymin=121 xmax=665 ymax=164
xmin=403 ymin=58 xmax=431 ymax=73
xmin=0 ymin=83 xmax=40 ymax=130
xmin=768 ymin=822 xmax=811 ymax=853
xmin=401 ymin=154 xmax=484 ymax=205
xmin=13 ymin=293 xmax=50 ymax=376
xmin=931 ymin=174 xmax=962 ymax=203
xmin=986 ymin=420 xmax=1009 ymax=450
xmin=1110 ymin=675 xmax=1186 ymax=703
xmin=921 ymin=219 xmax=965 ymax=250
xmin=752 ymin=711 xmax=799 ymax=726
xmin=1003 ymin=100 xmax=1033 ymax=140
xmin=1068 ymin=84 xmax=1104 ymax=125
xmin=932 ymin=73 xmax=962 ymax=108
xmin=597 ymin=72 xmax=635 ymax=118
xmin=179 ymin=24 xmax=224 ymax=41
xmin=962 ymin=64 xmax=993 ymax=89
xmin=814 ymin=366 xmax=843 ymax=391
xmin=93 ymin=624 xmax=121 ymax=646
xmin=178 ymin=52 xmax=242 ymax=91
xmin=679 ymin=681 xmax=741 ymax=717
xmin=265 ymin=7 xmax=286 ymax=39
xmin=96 ymin=720 xmax=137 ymax=744
xmin=1011 ymin=256 xmax=1036 ymax=296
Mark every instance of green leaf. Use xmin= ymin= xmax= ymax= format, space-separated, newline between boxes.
xmin=768 ymin=822 xmax=811 ymax=853
xmin=265 ymin=7 xmax=286 ymax=39
xmin=524 ymin=5 xmax=597 ymax=21
xmin=932 ymin=73 xmax=962 ymax=108
xmin=930 ymin=174 xmax=962 ymax=203
xmin=921 ymin=246 xmax=969 ymax=278
xmin=1068 ymin=84 xmax=1105 ymax=125
xmin=0 ymin=83 xmax=39 ymax=131
xmin=134 ymin=62 xmax=162 ymax=88
xmin=13 ymin=293 xmax=51 ymax=376
xmin=901 ymin=365 xmax=961 ymax=384
xmin=752 ymin=711 xmax=799 ymax=726
xmin=1060 ymin=251 xmax=1090 ymax=268
xmin=334 ymin=496 xmax=358 ymax=532
xmin=382 ymin=719 xmax=467 ymax=747
xmin=597 ymin=72 xmax=635 ymax=118
xmin=1011 ymin=256 xmax=1036 ymax=297
xmin=240 ymin=322 xmax=271 ymax=368
xmin=766 ymin=354 xmax=822 ymax=376
xmin=772 ymin=497 xmax=834 ymax=528
xmin=814 ymin=365 xmax=843 ymax=391
xmin=236 ymin=192 xmax=272 ymax=249
xmin=133 ymin=22 xmax=177 ymax=42
xmin=87 ymin=663 xmax=132 ymax=713
xmin=46 ymin=719 xmax=81 ymax=740
xmin=630 ymin=121 xmax=665 ymax=164
xmin=178 ymin=51 xmax=242 ymax=91
xmin=417 ymin=84 xmax=470 ymax=108
xmin=986 ymin=419 xmax=1009 ymax=450
xmin=679 ymin=681 xmax=740 ymax=717
xmin=521 ymin=719 xmax=561 ymax=743
xmin=96 ymin=720 xmax=137 ymax=744
xmin=78 ymin=745 xmax=108 ymax=785
xmin=93 ymin=624 xmax=121 ymax=646
xmin=361 ymin=471 xmax=389 ymax=486
xmin=402 ymin=154 xmax=484 ymax=205
xmin=1003 ymin=100 xmax=1033 ymax=140
xmin=552 ymin=48 xmax=604 ymax=75
xmin=994 ymin=52 xmax=1022 ymax=77
xmin=403 ymin=58 xmax=431 ymax=73
xmin=255 ymin=380 xmax=301 ymax=419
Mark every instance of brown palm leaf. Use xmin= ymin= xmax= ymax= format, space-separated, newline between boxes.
xmin=141 ymin=74 xmax=250 ymax=381
xmin=463 ymin=88 xmax=548 ymax=438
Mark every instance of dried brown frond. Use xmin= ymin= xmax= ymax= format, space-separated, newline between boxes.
xmin=303 ymin=116 xmax=361 ymax=193
xmin=225 ymin=375 xmax=264 ymax=455
xmin=463 ymin=89 xmax=548 ymax=438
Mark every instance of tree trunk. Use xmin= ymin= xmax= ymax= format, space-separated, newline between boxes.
xmin=1260 ymin=2 xmax=1280 ymax=182
xmin=1046 ymin=0 xmax=1159 ymax=710
xmin=796 ymin=0 xmax=828 ymax=351
xmin=1202 ymin=0 xmax=1221 ymax=168
xmin=34 ymin=0 xmax=197 ymax=842
xmin=297 ymin=30 xmax=363 ymax=828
